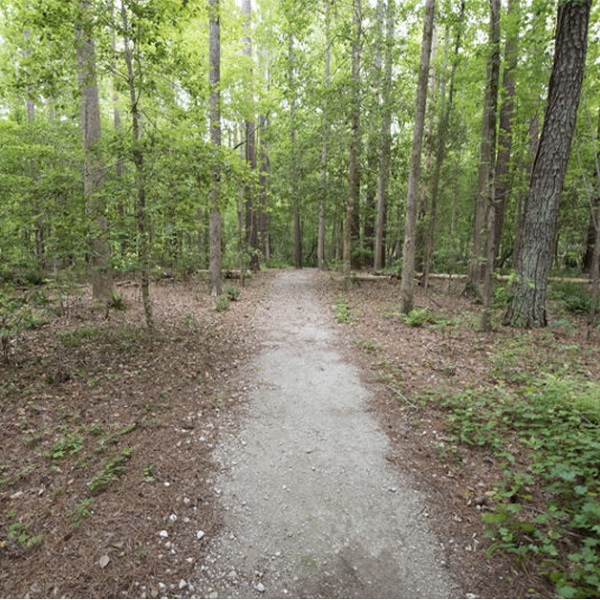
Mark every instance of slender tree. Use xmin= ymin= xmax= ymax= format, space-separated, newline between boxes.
xmin=208 ymin=0 xmax=222 ymax=296
xmin=343 ymin=0 xmax=362 ymax=289
xmin=374 ymin=0 xmax=394 ymax=271
xmin=505 ymin=0 xmax=592 ymax=328
xmin=481 ymin=0 xmax=502 ymax=332
xmin=318 ymin=0 xmax=331 ymax=271
xmin=400 ymin=0 xmax=436 ymax=314
xmin=121 ymin=0 xmax=153 ymax=329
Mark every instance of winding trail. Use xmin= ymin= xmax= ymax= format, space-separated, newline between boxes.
xmin=194 ymin=270 xmax=459 ymax=598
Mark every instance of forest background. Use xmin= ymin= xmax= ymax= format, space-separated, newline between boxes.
xmin=0 ymin=0 xmax=599 ymax=328
xmin=1 ymin=1 xmax=600 ymax=598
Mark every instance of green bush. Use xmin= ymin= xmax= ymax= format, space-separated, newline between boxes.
xmin=550 ymin=282 xmax=591 ymax=314
xmin=224 ymin=285 xmax=241 ymax=301
xmin=215 ymin=295 xmax=230 ymax=312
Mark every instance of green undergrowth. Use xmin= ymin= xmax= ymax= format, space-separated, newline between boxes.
xmin=335 ymin=296 xmax=359 ymax=324
xmin=436 ymin=376 xmax=600 ymax=598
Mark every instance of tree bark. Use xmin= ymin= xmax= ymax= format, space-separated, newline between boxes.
xmin=121 ymin=0 xmax=153 ymax=329
xmin=374 ymin=0 xmax=394 ymax=271
xmin=492 ymin=0 xmax=519 ymax=267
xmin=423 ymin=0 xmax=465 ymax=289
xmin=318 ymin=0 xmax=331 ymax=271
xmin=481 ymin=0 xmax=502 ymax=332
xmin=209 ymin=0 xmax=222 ymax=297
xmin=76 ymin=0 xmax=113 ymax=304
xmin=343 ymin=0 xmax=361 ymax=289
xmin=242 ymin=0 xmax=259 ymax=271
xmin=505 ymin=0 xmax=592 ymax=328
xmin=400 ymin=0 xmax=435 ymax=314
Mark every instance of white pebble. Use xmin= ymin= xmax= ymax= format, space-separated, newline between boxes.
xmin=196 ymin=530 xmax=205 ymax=540
xmin=158 ymin=530 xmax=168 ymax=538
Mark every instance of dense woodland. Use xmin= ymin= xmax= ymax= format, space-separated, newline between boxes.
xmin=0 ymin=0 xmax=598 ymax=329
xmin=1 ymin=2 xmax=600 ymax=598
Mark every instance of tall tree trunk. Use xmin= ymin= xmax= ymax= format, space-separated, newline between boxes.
xmin=343 ymin=0 xmax=362 ymax=289
xmin=505 ymin=0 xmax=592 ymax=328
xmin=258 ymin=114 xmax=270 ymax=263
xmin=121 ymin=0 xmax=153 ymax=329
xmin=209 ymin=0 xmax=222 ymax=297
xmin=481 ymin=0 xmax=502 ymax=332
xmin=318 ymin=0 xmax=331 ymax=271
xmin=242 ymin=0 xmax=259 ymax=271
xmin=289 ymin=37 xmax=302 ymax=269
xmin=76 ymin=0 xmax=113 ymax=304
xmin=374 ymin=0 xmax=394 ymax=271
xmin=468 ymin=0 xmax=501 ymax=301
xmin=400 ymin=0 xmax=435 ymax=314
xmin=423 ymin=0 xmax=465 ymax=289
xmin=492 ymin=0 xmax=519 ymax=267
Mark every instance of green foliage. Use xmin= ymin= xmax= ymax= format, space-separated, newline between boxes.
xmin=46 ymin=432 xmax=85 ymax=459
xmin=437 ymin=376 xmax=600 ymax=598
xmin=224 ymin=285 xmax=241 ymax=301
xmin=214 ymin=295 xmax=230 ymax=312
xmin=58 ymin=326 xmax=102 ymax=348
xmin=67 ymin=498 xmax=94 ymax=528
xmin=402 ymin=307 xmax=452 ymax=327
xmin=108 ymin=292 xmax=127 ymax=311
xmin=335 ymin=297 xmax=358 ymax=324
xmin=88 ymin=448 xmax=133 ymax=495
xmin=2 ymin=511 xmax=43 ymax=551
xmin=549 ymin=282 xmax=591 ymax=314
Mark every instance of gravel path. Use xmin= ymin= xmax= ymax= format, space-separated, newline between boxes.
xmin=193 ymin=270 xmax=459 ymax=599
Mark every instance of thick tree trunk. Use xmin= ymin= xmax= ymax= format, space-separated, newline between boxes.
xmin=121 ymin=1 xmax=153 ymax=329
xmin=77 ymin=0 xmax=113 ymax=304
xmin=289 ymin=37 xmax=302 ymax=269
xmin=343 ymin=0 xmax=361 ymax=289
xmin=209 ymin=0 xmax=222 ymax=297
xmin=505 ymin=0 xmax=592 ymax=328
xmin=400 ymin=0 xmax=435 ymax=313
xmin=258 ymin=114 xmax=270 ymax=263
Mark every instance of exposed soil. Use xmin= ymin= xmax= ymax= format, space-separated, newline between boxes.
xmin=1 ymin=268 xmax=596 ymax=598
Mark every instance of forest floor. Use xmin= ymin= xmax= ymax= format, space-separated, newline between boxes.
xmin=0 ymin=268 xmax=597 ymax=598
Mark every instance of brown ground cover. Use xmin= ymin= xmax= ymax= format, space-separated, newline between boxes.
xmin=1 ymin=269 xmax=597 ymax=598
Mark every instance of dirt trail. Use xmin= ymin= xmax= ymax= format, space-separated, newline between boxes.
xmin=192 ymin=270 xmax=460 ymax=599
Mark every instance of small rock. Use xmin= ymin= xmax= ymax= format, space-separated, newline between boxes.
xmin=99 ymin=555 xmax=110 ymax=569
xmin=159 ymin=530 xmax=169 ymax=538
xmin=179 ymin=579 xmax=187 ymax=590
xmin=169 ymin=514 xmax=177 ymax=522
xmin=196 ymin=530 xmax=205 ymax=540
xmin=256 ymin=583 xmax=265 ymax=593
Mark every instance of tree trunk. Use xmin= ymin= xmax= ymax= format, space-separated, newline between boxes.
xmin=242 ymin=0 xmax=259 ymax=271
xmin=505 ymin=0 xmax=592 ymax=328
xmin=400 ymin=0 xmax=435 ymax=314
xmin=481 ymin=0 xmax=502 ymax=332
xmin=343 ymin=0 xmax=362 ymax=289
xmin=77 ymin=0 xmax=113 ymax=304
xmin=209 ymin=0 xmax=222 ymax=297
xmin=374 ymin=0 xmax=394 ymax=272
xmin=468 ymin=0 xmax=501 ymax=301
xmin=318 ymin=0 xmax=331 ymax=271
xmin=258 ymin=114 xmax=270 ymax=263
xmin=492 ymin=0 xmax=519 ymax=267
xmin=289 ymin=37 xmax=302 ymax=269
xmin=423 ymin=0 xmax=465 ymax=289
xmin=121 ymin=0 xmax=153 ymax=329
